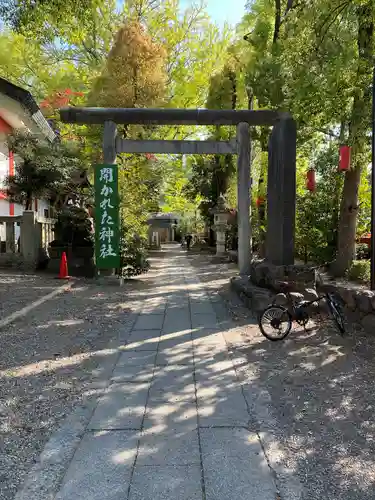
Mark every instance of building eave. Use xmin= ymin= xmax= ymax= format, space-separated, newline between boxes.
xmin=0 ymin=78 xmax=56 ymax=142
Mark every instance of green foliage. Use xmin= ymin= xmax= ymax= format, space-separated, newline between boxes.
xmin=119 ymin=232 xmax=150 ymax=278
xmin=346 ymin=260 xmax=370 ymax=284
xmin=159 ymin=157 xmax=202 ymax=234
xmin=5 ymin=132 xmax=81 ymax=210
xmin=53 ymin=206 xmax=93 ymax=248
xmin=186 ymin=59 xmax=239 ymax=226
xmin=295 ymin=145 xmax=343 ymax=263
xmin=236 ymin=0 xmax=375 ymax=274
xmin=0 ymin=0 xmax=94 ymax=39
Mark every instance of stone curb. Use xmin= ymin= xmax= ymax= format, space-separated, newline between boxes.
xmin=232 ymin=258 xmax=375 ymax=334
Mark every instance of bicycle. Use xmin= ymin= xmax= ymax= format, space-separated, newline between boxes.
xmin=258 ymin=267 xmax=346 ymax=341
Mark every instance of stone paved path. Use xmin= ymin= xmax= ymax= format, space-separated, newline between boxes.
xmin=52 ymin=247 xmax=281 ymax=500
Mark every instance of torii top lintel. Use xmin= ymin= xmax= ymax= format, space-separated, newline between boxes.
xmin=59 ymin=107 xmax=292 ymax=126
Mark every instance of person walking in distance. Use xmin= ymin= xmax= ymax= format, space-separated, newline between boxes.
xmin=185 ymin=233 xmax=192 ymax=251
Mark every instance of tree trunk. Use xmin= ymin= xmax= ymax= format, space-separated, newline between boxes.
xmin=273 ymin=0 xmax=281 ymax=44
xmin=333 ymin=167 xmax=361 ymax=274
xmin=329 ymin=121 xmax=346 ymax=255
xmin=333 ymin=2 xmax=374 ymax=276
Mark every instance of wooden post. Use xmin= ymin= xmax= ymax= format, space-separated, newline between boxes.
xmin=237 ymin=122 xmax=252 ymax=275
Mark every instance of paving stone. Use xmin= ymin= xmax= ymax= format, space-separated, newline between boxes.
xmin=129 ymin=329 xmax=161 ymax=342
xmin=191 ymin=313 xmax=218 ymax=329
xmin=88 ymin=383 xmax=149 ymax=430
xmin=55 ymin=431 xmax=138 ymax=500
xmin=133 ymin=314 xmax=165 ymax=331
xmin=115 ymin=351 xmax=156 ymax=366
xmin=129 ymin=465 xmax=202 ymax=500
xmin=162 ymin=313 xmax=191 ymax=334
xmin=191 ymin=325 xmax=220 ymax=339
xmin=111 ymin=353 xmax=156 ymax=383
xmin=125 ymin=330 xmax=160 ymax=350
xmin=137 ymin=428 xmax=200 ymax=466
xmin=189 ymin=300 xmax=215 ymax=315
xmin=200 ymin=428 xmax=276 ymax=500
xmin=156 ymin=347 xmax=194 ymax=366
xmin=164 ymin=306 xmax=191 ymax=316
xmin=158 ymin=330 xmax=192 ymax=349
xmin=196 ymin=383 xmax=250 ymax=427
xmin=140 ymin=304 xmax=166 ymax=315
xmin=149 ymin=366 xmax=195 ymax=403
xmin=143 ymin=402 xmax=198 ymax=433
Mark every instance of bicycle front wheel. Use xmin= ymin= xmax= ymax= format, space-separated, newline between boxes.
xmin=258 ymin=305 xmax=292 ymax=341
xmin=326 ymin=293 xmax=345 ymax=335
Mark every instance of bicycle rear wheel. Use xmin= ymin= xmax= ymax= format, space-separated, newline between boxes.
xmin=326 ymin=293 xmax=345 ymax=335
xmin=258 ymin=305 xmax=292 ymax=341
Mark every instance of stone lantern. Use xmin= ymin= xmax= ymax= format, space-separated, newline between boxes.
xmin=211 ymin=195 xmax=230 ymax=256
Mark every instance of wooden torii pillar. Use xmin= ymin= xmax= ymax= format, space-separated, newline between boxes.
xmin=60 ymin=107 xmax=297 ymax=274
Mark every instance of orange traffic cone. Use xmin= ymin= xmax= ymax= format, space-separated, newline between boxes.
xmin=57 ymin=251 xmax=70 ymax=279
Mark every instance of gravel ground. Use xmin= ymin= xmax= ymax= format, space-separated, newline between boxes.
xmin=0 ymin=273 xmax=143 ymax=500
xmin=188 ymin=251 xmax=375 ymax=500
xmin=0 ymin=272 xmax=64 ymax=320
xmin=3 ymin=253 xmax=375 ymax=500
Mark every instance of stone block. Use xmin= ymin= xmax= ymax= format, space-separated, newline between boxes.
xmin=136 ymin=428 xmax=200 ymax=466
xmin=196 ymin=383 xmax=250 ymax=427
xmin=200 ymin=428 xmax=276 ymax=500
xmin=361 ymin=314 xmax=375 ymax=333
xmin=289 ymin=292 xmax=304 ymax=303
xmin=133 ymin=314 xmax=165 ymax=331
xmin=354 ymin=291 xmax=373 ymax=313
xmin=191 ymin=313 xmax=217 ymax=329
xmin=337 ymin=286 xmax=356 ymax=310
xmin=143 ymin=402 xmax=198 ymax=433
xmin=303 ymin=288 xmax=319 ymax=302
xmin=88 ymin=383 xmax=149 ymax=430
xmin=231 ymin=277 xmax=273 ymax=313
xmin=129 ymin=465 xmax=202 ymax=500
xmin=55 ymin=431 xmax=138 ymax=500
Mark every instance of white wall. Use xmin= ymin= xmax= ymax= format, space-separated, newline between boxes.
xmin=0 ymin=137 xmax=51 ymax=220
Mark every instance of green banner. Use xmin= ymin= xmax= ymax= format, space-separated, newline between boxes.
xmin=94 ymin=164 xmax=120 ymax=269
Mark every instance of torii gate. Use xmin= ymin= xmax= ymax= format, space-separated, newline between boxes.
xmin=60 ymin=107 xmax=296 ymax=275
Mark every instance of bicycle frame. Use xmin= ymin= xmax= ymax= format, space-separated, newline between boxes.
xmin=281 ymin=291 xmax=328 ymax=320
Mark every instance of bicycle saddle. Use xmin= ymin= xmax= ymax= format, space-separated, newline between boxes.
xmin=277 ymin=281 xmax=294 ymax=292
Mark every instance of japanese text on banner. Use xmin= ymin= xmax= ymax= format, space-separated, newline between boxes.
xmin=94 ymin=164 xmax=120 ymax=269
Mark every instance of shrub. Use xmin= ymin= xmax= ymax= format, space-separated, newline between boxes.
xmin=53 ymin=206 xmax=94 ymax=248
xmin=346 ymin=260 xmax=370 ymax=284
xmin=119 ymin=233 xmax=150 ymax=278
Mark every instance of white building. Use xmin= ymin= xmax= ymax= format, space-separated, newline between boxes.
xmin=0 ymin=78 xmax=55 ymax=248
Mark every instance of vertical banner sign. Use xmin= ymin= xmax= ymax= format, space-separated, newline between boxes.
xmin=94 ymin=164 xmax=120 ymax=269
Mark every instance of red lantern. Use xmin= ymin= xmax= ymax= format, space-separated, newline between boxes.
xmin=306 ymin=168 xmax=316 ymax=192
xmin=339 ymin=145 xmax=351 ymax=171
xmin=256 ymin=196 xmax=265 ymax=207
